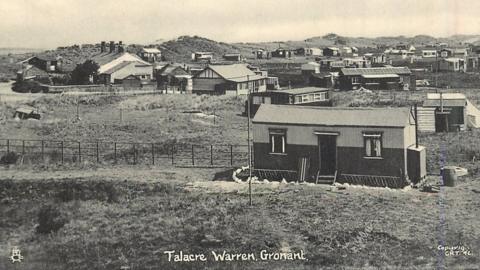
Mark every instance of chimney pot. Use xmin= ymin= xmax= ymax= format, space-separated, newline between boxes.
xmin=109 ymin=41 xmax=115 ymax=53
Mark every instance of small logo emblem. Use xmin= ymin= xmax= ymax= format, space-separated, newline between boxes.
xmin=10 ymin=246 xmax=24 ymax=263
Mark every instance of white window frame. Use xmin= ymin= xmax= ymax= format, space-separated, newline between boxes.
xmin=363 ymin=133 xmax=383 ymax=158
xmin=270 ymin=129 xmax=286 ymax=154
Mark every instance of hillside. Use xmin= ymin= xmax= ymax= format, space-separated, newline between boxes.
xmin=159 ymin=35 xmax=253 ymax=62
xmin=2 ymin=33 xmax=480 ymax=80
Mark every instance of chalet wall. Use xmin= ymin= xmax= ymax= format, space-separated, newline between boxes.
xmin=252 ymin=123 xmax=410 ymax=149
xmin=192 ymin=78 xmax=226 ymax=93
xmin=110 ymin=63 xmax=152 ymax=83
xmin=253 ymin=143 xmax=406 ymax=178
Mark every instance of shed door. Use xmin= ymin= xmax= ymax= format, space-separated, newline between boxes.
xmin=318 ymin=135 xmax=337 ymax=175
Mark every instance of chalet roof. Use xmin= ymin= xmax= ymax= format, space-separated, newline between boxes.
xmin=341 ymin=67 xmax=411 ymax=76
xmin=141 ymin=48 xmax=161 ymax=53
xmin=16 ymin=105 xmax=39 ymax=114
xmin=423 ymin=93 xmax=467 ymax=107
xmin=224 ymin=53 xmax=241 ymax=56
xmin=102 ymin=61 xmax=135 ymax=74
xmin=93 ymin=52 xmax=151 ymax=74
xmin=252 ymin=105 xmax=412 ymax=128
xmin=279 ymin=87 xmax=330 ymax=95
xmin=91 ymin=52 xmax=126 ymax=66
xmin=207 ymin=64 xmax=264 ymax=82
xmin=33 ymin=54 xmax=60 ymax=61
xmin=159 ymin=64 xmax=189 ymax=76
xmin=443 ymin=57 xmax=463 ymax=62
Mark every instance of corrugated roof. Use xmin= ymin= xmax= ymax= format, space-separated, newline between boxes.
xmin=142 ymin=48 xmax=161 ymax=53
xmin=361 ymin=74 xmax=399 ymax=78
xmin=16 ymin=106 xmax=38 ymax=114
xmin=423 ymin=99 xmax=467 ymax=107
xmin=91 ymin=52 xmax=126 ymax=66
xmin=279 ymin=87 xmax=329 ymax=95
xmin=103 ymin=61 xmax=135 ymax=74
xmin=341 ymin=67 xmax=411 ymax=76
xmin=252 ymin=105 xmax=411 ymax=127
xmin=424 ymin=93 xmax=467 ymax=107
xmin=207 ymin=64 xmax=264 ymax=82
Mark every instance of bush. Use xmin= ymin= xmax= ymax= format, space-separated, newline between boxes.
xmin=0 ymin=151 xmax=19 ymax=165
xmin=12 ymin=80 xmax=45 ymax=93
xmin=36 ymin=204 xmax=68 ymax=234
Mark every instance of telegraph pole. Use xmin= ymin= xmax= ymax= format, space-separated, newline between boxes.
xmin=247 ymin=74 xmax=252 ymax=206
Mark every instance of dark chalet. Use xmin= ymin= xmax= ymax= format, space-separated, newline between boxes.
xmin=252 ymin=105 xmax=426 ymax=187
xmin=339 ymin=67 xmax=416 ymax=91
xmin=245 ymin=87 xmax=332 ymax=116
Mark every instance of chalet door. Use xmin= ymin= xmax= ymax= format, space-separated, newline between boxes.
xmin=318 ymin=135 xmax=337 ymax=175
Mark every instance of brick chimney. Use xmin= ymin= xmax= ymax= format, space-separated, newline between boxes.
xmin=118 ymin=41 xmax=124 ymax=53
xmin=100 ymin=41 xmax=106 ymax=53
xmin=109 ymin=41 xmax=115 ymax=53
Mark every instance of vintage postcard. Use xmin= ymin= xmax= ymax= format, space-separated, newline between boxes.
xmin=0 ymin=0 xmax=478 ymax=269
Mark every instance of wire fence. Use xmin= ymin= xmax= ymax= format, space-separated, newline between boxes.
xmin=0 ymin=139 xmax=250 ymax=168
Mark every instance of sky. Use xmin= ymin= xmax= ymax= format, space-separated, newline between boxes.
xmin=0 ymin=0 xmax=479 ymax=49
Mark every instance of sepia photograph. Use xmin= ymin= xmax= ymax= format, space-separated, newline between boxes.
xmin=0 ymin=0 xmax=479 ymax=269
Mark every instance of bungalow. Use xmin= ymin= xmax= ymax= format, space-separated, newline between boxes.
xmin=253 ymin=49 xmax=270 ymax=59
xmin=422 ymin=93 xmax=468 ymax=132
xmin=438 ymin=58 xmax=466 ymax=72
xmin=363 ymin=53 xmax=387 ymax=65
xmin=440 ymin=48 xmax=468 ymax=58
xmin=138 ymin=47 xmax=162 ymax=63
xmin=323 ymin=47 xmax=340 ymax=57
xmin=192 ymin=52 xmax=214 ymax=62
xmin=92 ymin=52 xmax=153 ymax=84
xmin=309 ymin=72 xmax=334 ymax=88
xmin=192 ymin=64 xmax=267 ymax=95
xmin=246 ymin=87 xmax=331 ymax=115
xmin=155 ymin=63 xmax=192 ymax=93
xmin=296 ymin=47 xmax=323 ymax=56
xmin=223 ymin=53 xmax=243 ymax=62
xmin=338 ymin=67 xmax=415 ymax=91
xmin=301 ymin=62 xmax=321 ymax=75
xmin=16 ymin=65 xmax=50 ymax=82
xmin=25 ymin=55 xmax=62 ymax=73
xmin=343 ymin=57 xmax=371 ymax=68
xmin=252 ymin=105 xmax=426 ymax=186
xmin=422 ymin=50 xmax=438 ymax=58
xmin=271 ymin=48 xmax=294 ymax=58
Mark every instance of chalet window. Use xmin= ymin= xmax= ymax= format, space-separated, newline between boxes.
xmin=352 ymin=77 xmax=360 ymax=84
xmin=314 ymin=92 xmax=327 ymax=101
xmin=302 ymin=94 xmax=310 ymax=103
xmin=363 ymin=132 xmax=382 ymax=158
xmin=295 ymin=96 xmax=302 ymax=104
xmin=270 ymin=129 xmax=286 ymax=154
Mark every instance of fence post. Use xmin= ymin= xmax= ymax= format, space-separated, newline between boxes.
xmin=230 ymin=145 xmax=233 ymax=166
xmin=78 ymin=141 xmax=81 ymax=163
xmin=41 ymin=140 xmax=45 ymax=162
xmin=133 ymin=144 xmax=136 ymax=165
xmin=191 ymin=145 xmax=195 ymax=166
xmin=96 ymin=141 xmax=99 ymax=163
xmin=114 ymin=142 xmax=117 ymax=163
xmin=6 ymin=139 xmax=9 ymax=153
xmin=61 ymin=141 xmax=64 ymax=164
xmin=151 ymin=143 xmax=155 ymax=165
xmin=171 ymin=144 xmax=174 ymax=165
xmin=22 ymin=140 xmax=25 ymax=156
xmin=210 ymin=145 xmax=213 ymax=166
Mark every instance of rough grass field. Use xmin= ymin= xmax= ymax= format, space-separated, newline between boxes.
xmin=0 ymin=166 xmax=479 ymax=270
xmin=1 ymin=91 xmax=480 ymax=269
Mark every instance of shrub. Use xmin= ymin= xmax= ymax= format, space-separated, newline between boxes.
xmin=36 ymin=204 xmax=68 ymax=234
xmin=0 ymin=151 xmax=19 ymax=165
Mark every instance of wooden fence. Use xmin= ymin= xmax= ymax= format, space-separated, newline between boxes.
xmin=0 ymin=139 xmax=250 ymax=167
